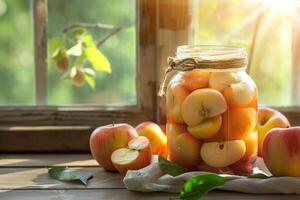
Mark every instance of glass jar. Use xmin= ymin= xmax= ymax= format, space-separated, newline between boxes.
xmin=165 ymin=45 xmax=258 ymax=175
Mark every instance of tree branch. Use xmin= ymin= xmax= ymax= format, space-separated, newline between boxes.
xmin=96 ymin=24 xmax=131 ymax=48
xmin=63 ymin=22 xmax=118 ymax=33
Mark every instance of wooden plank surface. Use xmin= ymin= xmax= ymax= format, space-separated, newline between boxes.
xmin=0 ymin=167 xmax=124 ymax=190
xmin=0 ymin=190 xmax=299 ymax=200
xmin=0 ymin=154 xmax=299 ymax=200
xmin=0 ymin=154 xmax=97 ymax=167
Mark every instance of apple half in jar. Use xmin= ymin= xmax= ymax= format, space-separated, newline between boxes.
xmin=200 ymin=140 xmax=246 ymax=168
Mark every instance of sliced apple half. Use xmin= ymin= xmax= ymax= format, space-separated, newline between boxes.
xmin=187 ymin=115 xmax=222 ymax=139
xmin=200 ymin=140 xmax=246 ymax=168
xmin=182 ymin=88 xmax=227 ymax=126
xmin=111 ymin=136 xmax=152 ymax=174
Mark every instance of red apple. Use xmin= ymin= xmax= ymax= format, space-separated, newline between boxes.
xmin=262 ymin=127 xmax=300 ymax=177
xmin=136 ymin=121 xmax=167 ymax=155
xmin=258 ymin=107 xmax=290 ymax=156
xmin=89 ymin=124 xmax=138 ymax=171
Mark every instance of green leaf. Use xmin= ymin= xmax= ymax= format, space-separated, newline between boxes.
xmin=67 ymin=42 xmax=82 ymax=56
xmin=48 ymin=166 xmax=93 ymax=185
xmin=48 ymin=37 xmax=66 ymax=60
xmin=84 ymin=46 xmax=111 ymax=73
xmin=72 ymin=28 xmax=87 ymax=40
xmin=158 ymin=156 xmax=187 ymax=176
xmin=83 ymin=34 xmax=111 ymax=73
xmin=73 ymin=54 xmax=86 ymax=66
xmin=180 ymin=174 xmax=226 ymax=200
xmin=84 ymin=68 xmax=96 ymax=89
xmin=248 ymin=173 xmax=270 ymax=179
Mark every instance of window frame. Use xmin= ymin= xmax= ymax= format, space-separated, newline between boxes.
xmin=0 ymin=0 xmax=160 ymax=152
xmin=0 ymin=0 xmax=158 ymax=126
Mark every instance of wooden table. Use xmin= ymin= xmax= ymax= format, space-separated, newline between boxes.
xmin=0 ymin=154 xmax=299 ymax=200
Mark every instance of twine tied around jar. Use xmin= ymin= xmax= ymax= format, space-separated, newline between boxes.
xmin=158 ymin=56 xmax=248 ymax=96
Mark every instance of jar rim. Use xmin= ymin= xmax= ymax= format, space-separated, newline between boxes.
xmin=177 ymin=45 xmax=247 ymax=58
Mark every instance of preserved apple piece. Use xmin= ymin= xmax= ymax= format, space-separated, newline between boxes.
xmin=167 ymin=124 xmax=201 ymax=169
xmin=182 ymin=69 xmax=210 ymax=90
xmin=222 ymin=108 xmax=257 ymax=140
xmin=200 ymin=140 xmax=246 ymax=168
xmin=181 ymin=88 xmax=227 ymax=127
xmin=187 ymin=115 xmax=222 ymax=139
xmin=166 ymin=83 xmax=190 ymax=123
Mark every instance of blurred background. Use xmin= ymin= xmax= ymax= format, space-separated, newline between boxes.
xmin=0 ymin=0 xmax=297 ymax=106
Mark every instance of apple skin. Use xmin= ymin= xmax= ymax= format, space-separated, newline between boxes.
xmin=258 ymin=107 xmax=290 ymax=156
xmin=136 ymin=121 xmax=167 ymax=155
xmin=262 ymin=127 xmax=300 ymax=177
xmin=89 ymin=124 xmax=138 ymax=171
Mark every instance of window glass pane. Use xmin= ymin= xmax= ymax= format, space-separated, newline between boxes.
xmin=48 ymin=0 xmax=136 ymax=106
xmin=193 ymin=0 xmax=293 ymax=106
xmin=0 ymin=0 xmax=34 ymax=105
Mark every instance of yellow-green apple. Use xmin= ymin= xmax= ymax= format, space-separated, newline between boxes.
xmin=187 ymin=115 xmax=222 ymax=139
xmin=181 ymin=88 xmax=227 ymax=127
xmin=258 ymin=107 xmax=290 ymax=156
xmin=166 ymin=83 xmax=190 ymax=123
xmin=262 ymin=127 xmax=300 ymax=177
xmin=111 ymin=136 xmax=152 ymax=174
xmin=182 ymin=69 xmax=210 ymax=91
xmin=89 ymin=124 xmax=138 ymax=171
xmin=222 ymin=108 xmax=257 ymax=140
xmin=136 ymin=121 xmax=167 ymax=155
xmin=200 ymin=140 xmax=246 ymax=168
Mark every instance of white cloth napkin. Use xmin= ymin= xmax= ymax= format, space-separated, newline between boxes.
xmin=123 ymin=156 xmax=300 ymax=194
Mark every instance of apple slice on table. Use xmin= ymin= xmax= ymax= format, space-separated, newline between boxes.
xmin=182 ymin=69 xmax=210 ymax=91
xmin=89 ymin=123 xmax=138 ymax=171
xmin=181 ymin=88 xmax=227 ymax=127
xmin=257 ymin=107 xmax=290 ymax=156
xmin=200 ymin=140 xmax=246 ymax=168
xmin=136 ymin=121 xmax=167 ymax=155
xmin=111 ymin=136 xmax=152 ymax=174
xmin=187 ymin=115 xmax=222 ymax=139
xmin=166 ymin=82 xmax=190 ymax=123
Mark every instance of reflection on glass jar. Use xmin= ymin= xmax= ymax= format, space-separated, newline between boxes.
xmin=165 ymin=45 xmax=258 ymax=175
